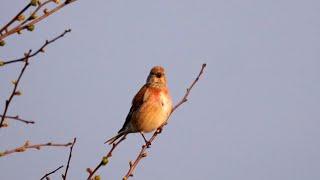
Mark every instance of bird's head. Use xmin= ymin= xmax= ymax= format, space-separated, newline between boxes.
xmin=146 ymin=66 xmax=167 ymax=88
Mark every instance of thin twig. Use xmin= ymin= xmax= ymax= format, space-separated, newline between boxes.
xmin=62 ymin=138 xmax=77 ymax=180
xmin=0 ymin=51 xmax=31 ymax=128
xmin=0 ymin=29 xmax=71 ymax=128
xmin=0 ymin=141 xmax=72 ymax=157
xmin=87 ymin=135 xmax=127 ymax=180
xmin=2 ymin=29 xmax=71 ymax=66
xmin=40 ymin=165 xmax=64 ymax=180
xmin=123 ymin=63 xmax=207 ymax=179
xmin=0 ymin=115 xmax=35 ymax=125
xmin=20 ymin=0 xmax=53 ymax=28
xmin=0 ymin=0 xmax=77 ymax=41
xmin=0 ymin=3 xmax=32 ymax=34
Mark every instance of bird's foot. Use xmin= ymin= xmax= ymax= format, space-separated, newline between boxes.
xmin=140 ymin=132 xmax=151 ymax=148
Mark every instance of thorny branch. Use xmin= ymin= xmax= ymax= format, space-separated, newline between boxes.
xmin=123 ymin=63 xmax=207 ymax=179
xmin=0 ymin=0 xmax=77 ymax=41
xmin=40 ymin=165 xmax=64 ymax=180
xmin=0 ymin=29 xmax=71 ymax=128
xmin=87 ymin=135 xmax=127 ymax=180
xmin=0 ymin=141 xmax=72 ymax=157
xmin=62 ymin=138 xmax=77 ymax=180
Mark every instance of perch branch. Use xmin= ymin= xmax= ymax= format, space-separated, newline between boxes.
xmin=0 ymin=141 xmax=72 ymax=157
xmin=40 ymin=165 xmax=64 ymax=180
xmin=123 ymin=63 xmax=207 ymax=179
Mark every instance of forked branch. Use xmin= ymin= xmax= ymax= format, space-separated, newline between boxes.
xmin=0 ymin=29 xmax=71 ymax=128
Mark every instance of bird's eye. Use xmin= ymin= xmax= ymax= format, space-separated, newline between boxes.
xmin=156 ymin=73 xmax=162 ymax=78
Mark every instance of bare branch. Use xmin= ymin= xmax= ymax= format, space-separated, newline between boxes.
xmin=0 ymin=29 xmax=71 ymax=128
xmin=40 ymin=165 xmax=64 ymax=180
xmin=0 ymin=141 xmax=72 ymax=157
xmin=0 ymin=51 xmax=31 ymax=128
xmin=123 ymin=63 xmax=207 ymax=179
xmin=0 ymin=3 xmax=32 ymax=34
xmin=0 ymin=115 xmax=35 ymax=125
xmin=62 ymin=138 xmax=77 ymax=180
xmin=1 ymin=29 xmax=71 ymax=66
xmin=87 ymin=135 xmax=127 ymax=180
xmin=0 ymin=0 xmax=77 ymax=41
xmin=172 ymin=63 xmax=207 ymax=112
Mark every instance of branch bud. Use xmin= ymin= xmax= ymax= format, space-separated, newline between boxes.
xmin=24 ymin=140 xmax=30 ymax=146
xmin=43 ymin=8 xmax=49 ymax=14
xmin=101 ymin=156 xmax=109 ymax=166
xmin=53 ymin=0 xmax=60 ymax=4
xmin=1 ymin=122 xmax=8 ymax=127
xmin=94 ymin=175 xmax=101 ymax=180
xmin=29 ymin=13 xmax=38 ymax=20
xmin=14 ymin=91 xmax=22 ymax=96
xmin=26 ymin=24 xmax=35 ymax=31
xmin=11 ymin=80 xmax=18 ymax=85
xmin=30 ymin=0 xmax=38 ymax=6
xmin=0 ymin=61 xmax=4 ymax=66
xmin=0 ymin=40 xmax=5 ymax=46
xmin=17 ymin=14 xmax=25 ymax=21
xmin=16 ymin=147 xmax=26 ymax=152
xmin=86 ymin=168 xmax=93 ymax=174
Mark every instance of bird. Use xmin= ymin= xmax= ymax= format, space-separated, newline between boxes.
xmin=105 ymin=66 xmax=173 ymax=145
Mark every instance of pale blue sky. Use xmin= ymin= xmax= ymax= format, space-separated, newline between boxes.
xmin=1 ymin=0 xmax=320 ymax=179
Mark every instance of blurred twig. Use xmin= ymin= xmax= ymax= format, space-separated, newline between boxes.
xmin=62 ymin=138 xmax=77 ymax=180
xmin=0 ymin=0 xmax=77 ymax=41
xmin=0 ymin=141 xmax=73 ymax=157
xmin=40 ymin=165 xmax=64 ymax=180
xmin=123 ymin=63 xmax=207 ymax=179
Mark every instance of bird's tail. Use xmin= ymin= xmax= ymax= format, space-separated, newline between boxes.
xmin=104 ymin=131 xmax=126 ymax=145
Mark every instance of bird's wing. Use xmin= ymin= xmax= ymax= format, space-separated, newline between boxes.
xmin=118 ymin=84 xmax=148 ymax=133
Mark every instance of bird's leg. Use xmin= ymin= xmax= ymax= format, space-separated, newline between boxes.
xmin=140 ymin=131 xmax=151 ymax=148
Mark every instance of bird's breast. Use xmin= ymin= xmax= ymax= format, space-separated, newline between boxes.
xmin=132 ymin=90 xmax=173 ymax=133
